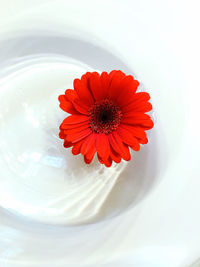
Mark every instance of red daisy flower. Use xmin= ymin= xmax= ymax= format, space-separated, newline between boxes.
xmin=58 ymin=70 xmax=154 ymax=167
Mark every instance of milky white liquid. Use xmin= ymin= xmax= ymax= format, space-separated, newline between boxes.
xmin=0 ymin=56 xmax=127 ymax=225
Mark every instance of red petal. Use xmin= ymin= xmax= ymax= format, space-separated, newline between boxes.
xmin=64 ymin=89 xmax=89 ymax=115
xmin=64 ymin=124 xmax=89 ymax=135
xmin=104 ymin=157 xmax=112 ymax=167
xmin=84 ymin=140 xmax=97 ymax=164
xmin=84 ymin=154 xmax=94 ymax=164
xmin=121 ymin=92 xmax=150 ymax=108
xmin=63 ymin=140 xmax=72 ymax=148
xmin=121 ymin=144 xmax=131 ymax=161
xmin=81 ymin=134 xmax=96 ymax=155
xmin=110 ymin=147 xmax=121 ymax=163
xmin=117 ymin=127 xmax=140 ymax=151
xmin=133 ymin=92 xmax=150 ymax=102
xmin=58 ymin=94 xmax=67 ymax=104
xmin=109 ymin=70 xmax=124 ymax=78
xmin=74 ymin=74 xmax=94 ymax=105
xmin=66 ymin=128 xmax=92 ymax=143
xmin=121 ymin=113 xmax=154 ymax=128
xmin=72 ymin=138 xmax=86 ymax=155
xmin=122 ymin=113 xmax=151 ymax=120
xmin=122 ymin=101 xmax=152 ymax=113
xmin=96 ymin=134 xmax=110 ymax=159
xmin=100 ymin=72 xmax=111 ymax=99
xmin=120 ymin=124 xmax=147 ymax=141
xmin=108 ymin=133 xmax=122 ymax=155
xmin=97 ymin=154 xmax=104 ymax=164
xmin=138 ymin=137 xmax=148 ymax=144
xmin=73 ymin=98 xmax=89 ymax=115
xmin=124 ymin=77 xmax=139 ymax=95
xmin=122 ymin=115 xmax=154 ymax=129
xmin=108 ymin=70 xmax=126 ymax=100
xmin=60 ymin=120 xmax=89 ymax=130
xmin=59 ymin=129 xmax=65 ymax=139
xmin=58 ymin=95 xmax=79 ymax=114
xmin=116 ymin=77 xmax=139 ymax=106
xmin=97 ymin=154 xmax=112 ymax=167
xmin=89 ymin=72 xmax=105 ymax=101
xmin=61 ymin=115 xmax=89 ymax=125
xmin=108 ymin=132 xmax=131 ymax=161
xmin=65 ymin=89 xmax=77 ymax=101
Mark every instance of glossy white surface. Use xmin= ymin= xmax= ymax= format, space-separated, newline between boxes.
xmin=0 ymin=58 xmax=128 ymax=225
xmin=0 ymin=0 xmax=200 ymax=266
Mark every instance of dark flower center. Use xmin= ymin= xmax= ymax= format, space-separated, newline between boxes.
xmin=89 ymin=99 xmax=122 ymax=134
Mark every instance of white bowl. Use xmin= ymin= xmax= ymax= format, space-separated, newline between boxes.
xmin=0 ymin=0 xmax=199 ymax=266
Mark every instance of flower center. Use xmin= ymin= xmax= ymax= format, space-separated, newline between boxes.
xmin=89 ymin=99 xmax=122 ymax=134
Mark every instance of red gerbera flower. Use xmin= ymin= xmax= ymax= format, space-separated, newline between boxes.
xmin=58 ymin=70 xmax=154 ymax=167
